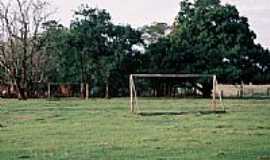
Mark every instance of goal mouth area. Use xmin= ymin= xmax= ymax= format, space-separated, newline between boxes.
xmin=129 ymin=74 xmax=224 ymax=113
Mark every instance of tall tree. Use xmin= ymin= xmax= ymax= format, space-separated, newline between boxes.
xmin=0 ymin=0 xmax=53 ymax=99
xmin=41 ymin=20 xmax=76 ymax=83
xmin=169 ymin=0 xmax=267 ymax=96
xmin=100 ymin=24 xmax=143 ymax=98
xmin=69 ymin=5 xmax=144 ymax=97
xmin=40 ymin=5 xmax=144 ymax=98
xmin=70 ymin=5 xmax=113 ymax=97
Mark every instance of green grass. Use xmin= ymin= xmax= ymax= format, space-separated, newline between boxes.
xmin=0 ymin=98 xmax=270 ymax=160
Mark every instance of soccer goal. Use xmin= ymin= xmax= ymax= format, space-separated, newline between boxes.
xmin=129 ymin=74 xmax=224 ymax=114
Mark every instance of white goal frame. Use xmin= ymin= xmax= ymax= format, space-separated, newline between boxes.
xmin=129 ymin=74 xmax=222 ymax=113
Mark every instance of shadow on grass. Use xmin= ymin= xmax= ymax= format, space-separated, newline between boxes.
xmin=137 ymin=110 xmax=227 ymax=116
xmin=223 ymin=97 xmax=270 ymax=100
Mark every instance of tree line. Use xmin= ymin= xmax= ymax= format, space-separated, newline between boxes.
xmin=0 ymin=0 xmax=269 ymax=99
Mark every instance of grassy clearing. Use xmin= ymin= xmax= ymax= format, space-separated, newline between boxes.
xmin=0 ymin=98 xmax=270 ymax=160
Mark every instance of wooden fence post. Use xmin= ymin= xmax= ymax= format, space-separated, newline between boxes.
xmin=221 ymin=90 xmax=224 ymax=98
xmin=240 ymin=81 xmax=244 ymax=98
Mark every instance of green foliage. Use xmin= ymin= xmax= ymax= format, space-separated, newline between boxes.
xmin=174 ymin=0 xmax=256 ymax=80
xmin=41 ymin=5 xmax=143 ymax=97
xmin=141 ymin=22 xmax=171 ymax=45
xmin=195 ymin=0 xmax=220 ymax=7
xmin=143 ymin=0 xmax=270 ymax=96
xmin=70 ymin=5 xmax=113 ymax=82
xmin=39 ymin=1 xmax=270 ymax=98
xmin=41 ymin=20 xmax=78 ymax=83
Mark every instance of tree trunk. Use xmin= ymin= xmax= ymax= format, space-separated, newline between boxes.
xmin=80 ymin=83 xmax=85 ymax=99
xmin=105 ymin=80 xmax=110 ymax=99
xmin=85 ymin=83 xmax=89 ymax=99
xmin=15 ymin=80 xmax=27 ymax=100
xmin=173 ymin=87 xmax=176 ymax=97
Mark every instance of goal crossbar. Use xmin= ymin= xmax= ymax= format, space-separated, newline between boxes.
xmin=129 ymin=74 xmax=222 ymax=113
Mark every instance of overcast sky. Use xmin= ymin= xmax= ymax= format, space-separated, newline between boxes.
xmin=51 ymin=0 xmax=270 ymax=49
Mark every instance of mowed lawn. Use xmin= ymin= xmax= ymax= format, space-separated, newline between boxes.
xmin=0 ymin=98 xmax=270 ymax=160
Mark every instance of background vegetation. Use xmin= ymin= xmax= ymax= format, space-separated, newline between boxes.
xmin=0 ymin=0 xmax=270 ymax=98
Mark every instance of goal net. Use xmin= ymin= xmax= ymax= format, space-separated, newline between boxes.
xmin=129 ymin=74 xmax=224 ymax=114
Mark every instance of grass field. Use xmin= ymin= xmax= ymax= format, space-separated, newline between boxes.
xmin=0 ymin=98 xmax=270 ymax=160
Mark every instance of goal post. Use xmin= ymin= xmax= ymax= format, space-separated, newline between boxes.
xmin=129 ymin=74 xmax=223 ymax=113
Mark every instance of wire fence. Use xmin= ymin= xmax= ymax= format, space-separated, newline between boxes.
xmin=218 ymin=84 xmax=270 ymax=98
xmin=1 ymin=82 xmax=270 ymax=99
xmin=0 ymin=83 xmax=85 ymax=98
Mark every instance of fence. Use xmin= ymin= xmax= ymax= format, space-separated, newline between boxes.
xmin=0 ymin=84 xmax=17 ymax=98
xmin=0 ymin=83 xmax=90 ymax=99
xmin=218 ymin=84 xmax=270 ymax=98
xmin=1 ymin=82 xmax=270 ymax=99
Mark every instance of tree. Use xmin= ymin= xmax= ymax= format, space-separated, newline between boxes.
xmin=0 ymin=0 xmax=53 ymax=99
xmin=68 ymin=5 xmax=144 ymax=98
xmin=39 ymin=5 xmax=144 ymax=98
xmin=69 ymin=5 xmax=113 ymax=97
xmin=100 ymin=24 xmax=143 ymax=98
xmin=169 ymin=0 xmax=267 ymax=96
xmin=141 ymin=22 xmax=171 ymax=45
xmin=41 ymin=20 xmax=79 ymax=83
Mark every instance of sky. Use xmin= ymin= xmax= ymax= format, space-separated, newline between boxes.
xmin=51 ymin=0 xmax=270 ymax=49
